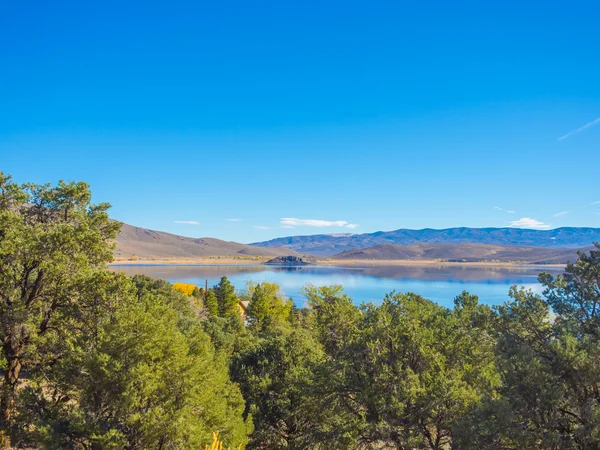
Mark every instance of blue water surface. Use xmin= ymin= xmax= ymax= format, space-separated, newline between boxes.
xmin=111 ymin=263 xmax=564 ymax=308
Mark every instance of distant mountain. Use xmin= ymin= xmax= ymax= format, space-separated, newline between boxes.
xmin=333 ymin=243 xmax=589 ymax=264
xmin=252 ymin=227 xmax=600 ymax=256
xmin=115 ymin=223 xmax=301 ymax=259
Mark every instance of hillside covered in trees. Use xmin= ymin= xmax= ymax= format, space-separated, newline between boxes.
xmin=2 ymin=173 xmax=600 ymax=449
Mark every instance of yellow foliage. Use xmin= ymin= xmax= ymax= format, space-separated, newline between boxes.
xmin=129 ymin=255 xmax=139 ymax=261
xmin=205 ymin=432 xmax=242 ymax=450
xmin=172 ymin=282 xmax=197 ymax=296
xmin=0 ymin=431 xmax=10 ymax=449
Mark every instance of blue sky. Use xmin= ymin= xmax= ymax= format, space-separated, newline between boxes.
xmin=1 ymin=0 xmax=599 ymax=243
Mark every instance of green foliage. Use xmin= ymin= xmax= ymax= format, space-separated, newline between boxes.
xmin=302 ymin=284 xmax=361 ymax=358
xmin=455 ymin=244 xmax=600 ymax=448
xmin=231 ymin=325 xmax=323 ymax=449
xmin=0 ymin=173 xmax=121 ymax=431
xmin=205 ymin=289 xmax=220 ymax=317
xmin=245 ymin=282 xmax=293 ymax=330
xmin=304 ymin=290 xmax=499 ymax=448
xmin=215 ymin=276 xmax=239 ymax=318
xmin=0 ymin=174 xmax=251 ymax=448
xmin=16 ymin=271 xmax=251 ymax=449
xmin=4 ymin=172 xmax=600 ymax=449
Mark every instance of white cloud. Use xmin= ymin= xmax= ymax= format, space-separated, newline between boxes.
xmin=280 ymin=225 xmax=295 ymax=229
xmin=558 ymin=116 xmax=600 ymax=141
xmin=493 ymin=206 xmax=516 ymax=214
xmin=509 ymin=218 xmax=552 ymax=230
xmin=253 ymin=225 xmax=271 ymax=230
xmin=174 ymin=220 xmax=200 ymax=225
xmin=588 ymin=201 xmax=600 ymax=206
xmin=552 ymin=211 xmax=569 ymax=217
xmin=226 ymin=218 xmax=242 ymax=222
xmin=280 ymin=218 xmax=359 ymax=229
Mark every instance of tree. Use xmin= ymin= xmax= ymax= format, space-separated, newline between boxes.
xmin=456 ymin=245 xmax=600 ymax=448
xmin=0 ymin=173 xmax=120 ymax=431
xmin=231 ymin=325 xmax=323 ymax=449
xmin=303 ymin=284 xmax=361 ymax=358
xmin=173 ymin=282 xmax=198 ymax=296
xmin=300 ymin=285 xmax=365 ymax=448
xmin=214 ymin=276 xmax=239 ymax=318
xmin=302 ymin=288 xmax=498 ymax=449
xmin=205 ymin=289 xmax=219 ymax=317
xmin=17 ymin=272 xmax=251 ymax=448
xmin=245 ymin=282 xmax=293 ymax=330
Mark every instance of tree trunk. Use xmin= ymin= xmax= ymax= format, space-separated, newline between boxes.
xmin=1 ymin=339 xmax=22 ymax=429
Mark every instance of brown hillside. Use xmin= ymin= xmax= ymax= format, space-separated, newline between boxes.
xmin=333 ymin=243 xmax=588 ymax=264
xmin=114 ymin=223 xmax=301 ymax=259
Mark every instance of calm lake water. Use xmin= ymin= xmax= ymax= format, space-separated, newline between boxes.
xmin=110 ymin=264 xmax=564 ymax=308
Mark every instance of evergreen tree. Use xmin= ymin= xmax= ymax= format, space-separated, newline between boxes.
xmin=214 ymin=276 xmax=239 ymax=318
xmin=455 ymin=245 xmax=600 ymax=448
xmin=205 ymin=289 xmax=219 ymax=317
xmin=20 ymin=272 xmax=251 ymax=448
xmin=246 ymin=282 xmax=292 ymax=330
xmin=0 ymin=173 xmax=120 ymax=434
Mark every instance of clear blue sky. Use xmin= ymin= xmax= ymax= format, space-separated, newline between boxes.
xmin=1 ymin=0 xmax=599 ymax=243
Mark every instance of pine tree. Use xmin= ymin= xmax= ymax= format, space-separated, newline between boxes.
xmin=214 ymin=276 xmax=238 ymax=318
xmin=205 ymin=289 xmax=219 ymax=317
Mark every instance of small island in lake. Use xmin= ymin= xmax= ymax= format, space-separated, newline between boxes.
xmin=264 ymin=255 xmax=310 ymax=266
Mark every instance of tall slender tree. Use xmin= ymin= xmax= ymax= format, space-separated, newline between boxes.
xmin=214 ymin=276 xmax=239 ymax=318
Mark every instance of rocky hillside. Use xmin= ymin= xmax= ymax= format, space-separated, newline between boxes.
xmin=264 ymin=256 xmax=310 ymax=266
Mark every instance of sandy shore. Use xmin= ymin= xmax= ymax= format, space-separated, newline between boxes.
xmin=109 ymin=257 xmax=565 ymax=269
xmin=110 ymin=257 xmax=268 ymax=265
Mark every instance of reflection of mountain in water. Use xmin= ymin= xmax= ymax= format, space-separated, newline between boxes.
xmin=109 ymin=263 xmax=564 ymax=307
xmin=348 ymin=264 xmax=563 ymax=283
xmin=111 ymin=263 xmax=563 ymax=285
xmin=110 ymin=264 xmax=266 ymax=279
xmin=272 ymin=266 xmax=306 ymax=273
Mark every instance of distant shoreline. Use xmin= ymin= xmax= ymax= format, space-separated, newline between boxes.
xmin=109 ymin=257 xmax=566 ymax=269
xmin=110 ymin=257 xmax=267 ymax=266
xmin=321 ymin=259 xmax=566 ymax=269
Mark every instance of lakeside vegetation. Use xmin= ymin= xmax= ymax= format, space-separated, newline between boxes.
xmin=1 ymin=173 xmax=600 ymax=449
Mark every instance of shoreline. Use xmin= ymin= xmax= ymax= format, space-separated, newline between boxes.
xmin=109 ymin=257 xmax=566 ymax=269
xmin=110 ymin=257 xmax=267 ymax=266
xmin=321 ymin=259 xmax=565 ymax=269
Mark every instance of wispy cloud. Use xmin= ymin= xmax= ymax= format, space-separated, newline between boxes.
xmin=174 ymin=220 xmax=200 ymax=225
xmin=494 ymin=206 xmax=516 ymax=214
xmin=558 ymin=116 xmax=600 ymax=141
xmin=509 ymin=217 xmax=552 ymax=230
xmin=226 ymin=218 xmax=242 ymax=222
xmin=552 ymin=211 xmax=569 ymax=217
xmin=280 ymin=218 xmax=359 ymax=229
xmin=587 ymin=201 xmax=600 ymax=206
xmin=253 ymin=225 xmax=271 ymax=230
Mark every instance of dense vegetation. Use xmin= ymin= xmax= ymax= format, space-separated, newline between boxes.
xmin=1 ymin=173 xmax=599 ymax=449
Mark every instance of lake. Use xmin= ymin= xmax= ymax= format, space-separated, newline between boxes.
xmin=110 ymin=263 xmax=564 ymax=308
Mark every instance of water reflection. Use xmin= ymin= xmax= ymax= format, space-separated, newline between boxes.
xmin=110 ymin=264 xmax=564 ymax=308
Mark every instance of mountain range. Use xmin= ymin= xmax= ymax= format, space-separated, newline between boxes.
xmin=113 ymin=223 xmax=599 ymax=264
xmin=252 ymin=227 xmax=600 ymax=256
xmin=115 ymin=223 xmax=300 ymax=259
xmin=333 ymin=243 xmax=589 ymax=264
